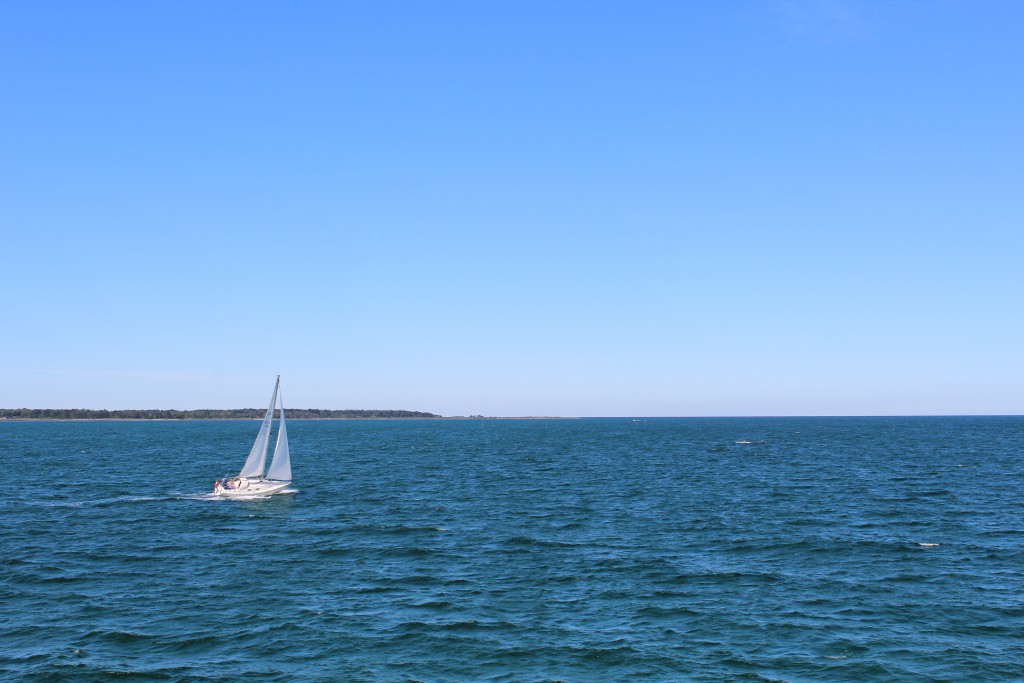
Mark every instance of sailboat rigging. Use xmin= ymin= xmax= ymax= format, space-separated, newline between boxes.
xmin=214 ymin=376 xmax=293 ymax=497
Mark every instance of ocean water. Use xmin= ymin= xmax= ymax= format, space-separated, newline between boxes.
xmin=2 ymin=417 xmax=1023 ymax=682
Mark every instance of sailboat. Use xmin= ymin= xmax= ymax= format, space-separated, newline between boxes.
xmin=214 ymin=375 xmax=293 ymax=497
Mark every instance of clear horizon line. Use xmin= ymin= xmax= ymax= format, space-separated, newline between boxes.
xmin=2 ymin=410 xmax=1022 ymax=419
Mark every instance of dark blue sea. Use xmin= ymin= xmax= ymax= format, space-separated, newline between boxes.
xmin=2 ymin=417 xmax=1023 ymax=682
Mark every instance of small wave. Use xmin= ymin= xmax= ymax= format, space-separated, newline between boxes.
xmin=6 ymin=645 xmax=88 ymax=664
xmin=2 ymin=651 xmax=49 ymax=664
xmin=407 ymin=599 xmax=453 ymax=610
xmin=502 ymin=535 xmax=579 ymax=549
xmin=820 ymin=639 xmax=869 ymax=661
xmin=380 ymin=546 xmax=438 ymax=557
xmin=388 ymin=574 xmax=441 ymax=585
xmin=636 ymin=605 xmax=700 ymax=618
xmin=443 ymin=577 xmax=473 ymax=586
xmin=100 ymin=665 xmax=208 ymax=680
xmin=84 ymin=628 xmax=159 ymax=643
xmin=387 ymin=620 xmax=430 ymax=633
xmin=349 ymin=523 xmax=448 ymax=535
xmin=9 ymin=571 xmax=89 ymax=585
xmin=659 ymin=569 xmax=782 ymax=585
xmin=163 ymin=633 xmax=223 ymax=651
xmin=576 ymin=644 xmax=640 ymax=663
xmin=81 ymin=551 xmax=165 ymax=564
xmin=441 ymin=619 xmax=518 ymax=631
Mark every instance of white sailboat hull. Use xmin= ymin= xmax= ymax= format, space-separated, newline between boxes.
xmin=215 ymin=479 xmax=291 ymax=497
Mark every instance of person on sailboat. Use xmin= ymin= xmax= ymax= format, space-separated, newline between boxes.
xmin=216 ymin=477 xmax=239 ymax=491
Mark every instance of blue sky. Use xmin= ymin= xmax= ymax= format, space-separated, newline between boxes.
xmin=2 ymin=1 xmax=1021 ymax=416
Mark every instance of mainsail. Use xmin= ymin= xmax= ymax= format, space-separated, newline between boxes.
xmin=238 ymin=376 xmax=280 ymax=479
xmin=265 ymin=392 xmax=291 ymax=482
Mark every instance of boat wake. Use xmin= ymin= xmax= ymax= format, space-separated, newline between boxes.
xmin=33 ymin=494 xmax=191 ymax=509
xmin=190 ymin=491 xmax=271 ymax=501
xmin=95 ymin=495 xmax=170 ymax=505
xmin=194 ymin=489 xmax=299 ymax=501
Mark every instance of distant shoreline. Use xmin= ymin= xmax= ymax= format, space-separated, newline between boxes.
xmin=0 ymin=417 xmax=569 ymax=422
xmin=0 ymin=408 xmax=441 ymax=420
xmin=0 ymin=414 xmax=569 ymax=421
xmin=0 ymin=417 xmax=443 ymax=421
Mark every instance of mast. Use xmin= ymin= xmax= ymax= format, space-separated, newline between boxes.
xmin=238 ymin=375 xmax=280 ymax=479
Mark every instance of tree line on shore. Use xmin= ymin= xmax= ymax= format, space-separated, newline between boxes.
xmin=0 ymin=408 xmax=441 ymax=420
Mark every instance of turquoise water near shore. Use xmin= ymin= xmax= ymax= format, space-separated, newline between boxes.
xmin=2 ymin=417 xmax=1023 ymax=681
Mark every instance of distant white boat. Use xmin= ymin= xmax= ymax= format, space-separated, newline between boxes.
xmin=214 ymin=376 xmax=293 ymax=497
